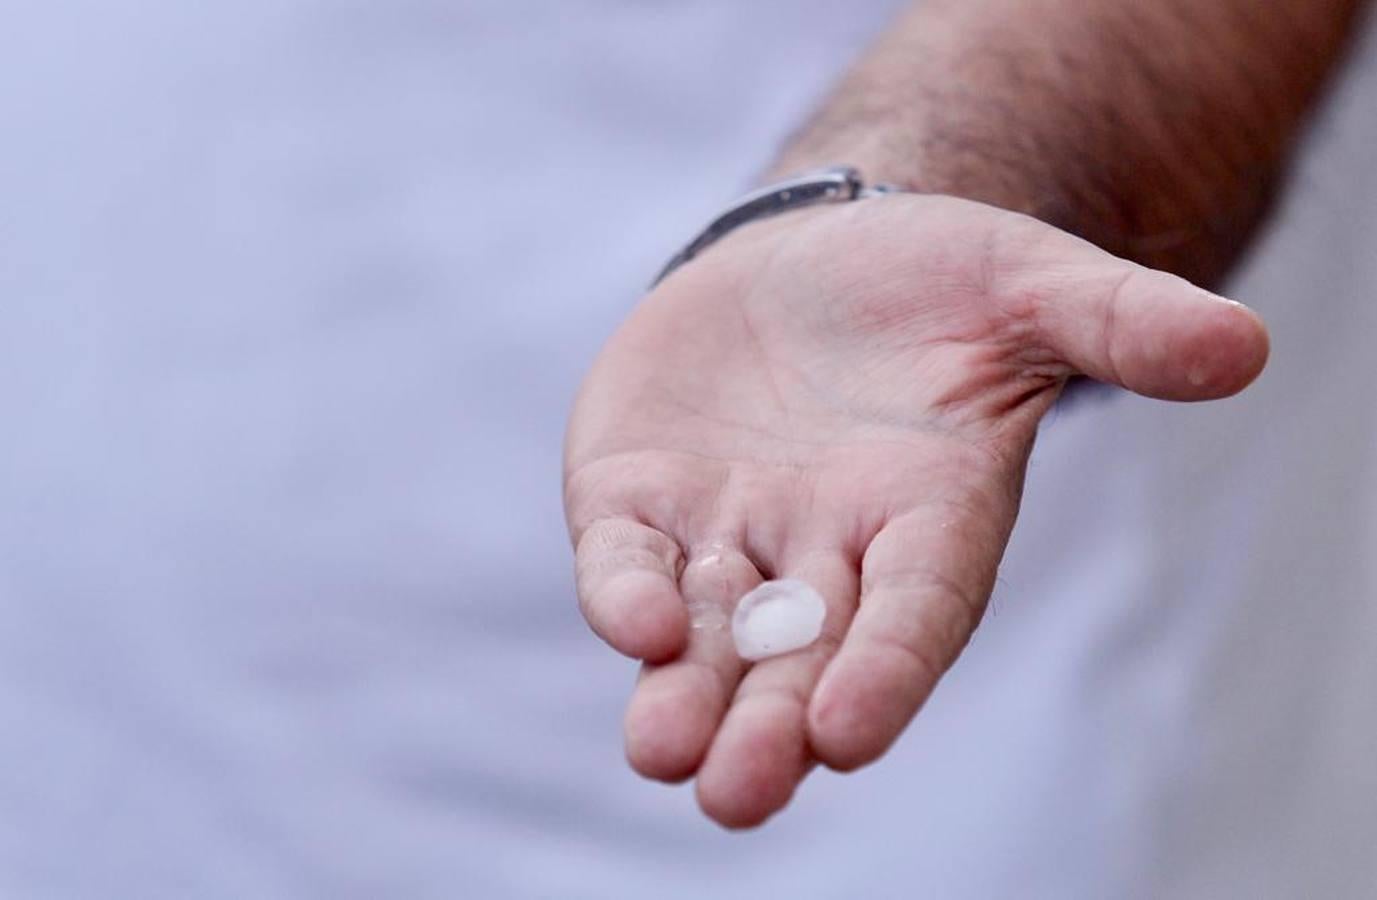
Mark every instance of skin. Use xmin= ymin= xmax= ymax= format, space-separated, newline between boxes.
xmin=565 ymin=0 xmax=1367 ymax=829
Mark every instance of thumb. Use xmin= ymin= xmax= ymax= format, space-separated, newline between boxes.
xmin=1016 ymin=232 xmax=1270 ymax=401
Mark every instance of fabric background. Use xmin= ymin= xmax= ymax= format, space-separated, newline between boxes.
xmin=1 ymin=2 xmax=1373 ymax=896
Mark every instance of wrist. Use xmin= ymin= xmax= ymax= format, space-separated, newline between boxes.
xmin=768 ymin=135 xmax=1082 ymax=235
xmin=652 ymin=166 xmax=905 ymax=288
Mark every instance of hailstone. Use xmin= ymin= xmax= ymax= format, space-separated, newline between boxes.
xmin=731 ymin=579 xmax=826 ymax=662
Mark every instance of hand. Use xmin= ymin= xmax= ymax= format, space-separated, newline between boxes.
xmin=564 ymin=195 xmax=1268 ymax=828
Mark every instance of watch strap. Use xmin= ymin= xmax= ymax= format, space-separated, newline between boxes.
xmin=651 ymin=166 xmax=903 ymax=287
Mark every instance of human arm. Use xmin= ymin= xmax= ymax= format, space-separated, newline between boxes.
xmin=774 ymin=0 xmax=1368 ymax=286
xmin=565 ymin=0 xmax=1367 ymax=829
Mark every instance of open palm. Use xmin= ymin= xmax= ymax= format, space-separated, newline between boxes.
xmin=564 ymin=195 xmax=1268 ymax=828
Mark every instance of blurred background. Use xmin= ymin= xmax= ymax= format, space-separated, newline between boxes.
xmin=2 ymin=2 xmax=1375 ymax=897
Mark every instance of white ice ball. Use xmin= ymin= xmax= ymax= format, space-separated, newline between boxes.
xmin=731 ymin=579 xmax=826 ymax=662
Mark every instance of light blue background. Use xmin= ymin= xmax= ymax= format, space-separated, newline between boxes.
xmin=2 ymin=3 xmax=1375 ymax=897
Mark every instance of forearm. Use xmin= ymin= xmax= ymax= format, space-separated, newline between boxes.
xmin=771 ymin=0 xmax=1368 ymax=286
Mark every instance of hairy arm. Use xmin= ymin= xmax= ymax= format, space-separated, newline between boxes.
xmin=567 ymin=0 xmax=1366 ymax=829
xmin=774 ymin=0 xmax=1368 ymax=286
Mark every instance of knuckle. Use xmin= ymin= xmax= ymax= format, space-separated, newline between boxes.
xmin=872 ymin=629 xmax=947 ymax=696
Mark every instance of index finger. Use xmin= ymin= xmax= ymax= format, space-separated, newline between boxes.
xmin=806 ymin=489 xmax=1015 ymax=771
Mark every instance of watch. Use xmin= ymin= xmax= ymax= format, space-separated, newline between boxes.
xmin=651 ymin=166 xmax=905 ymax=287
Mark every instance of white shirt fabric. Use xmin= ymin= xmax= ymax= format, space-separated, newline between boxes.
xmin=1 ymin=2 xmax=1374 ymax=897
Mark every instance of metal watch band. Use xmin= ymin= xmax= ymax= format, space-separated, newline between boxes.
xmin=650 ymin=166 xmax=903 ymax=287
